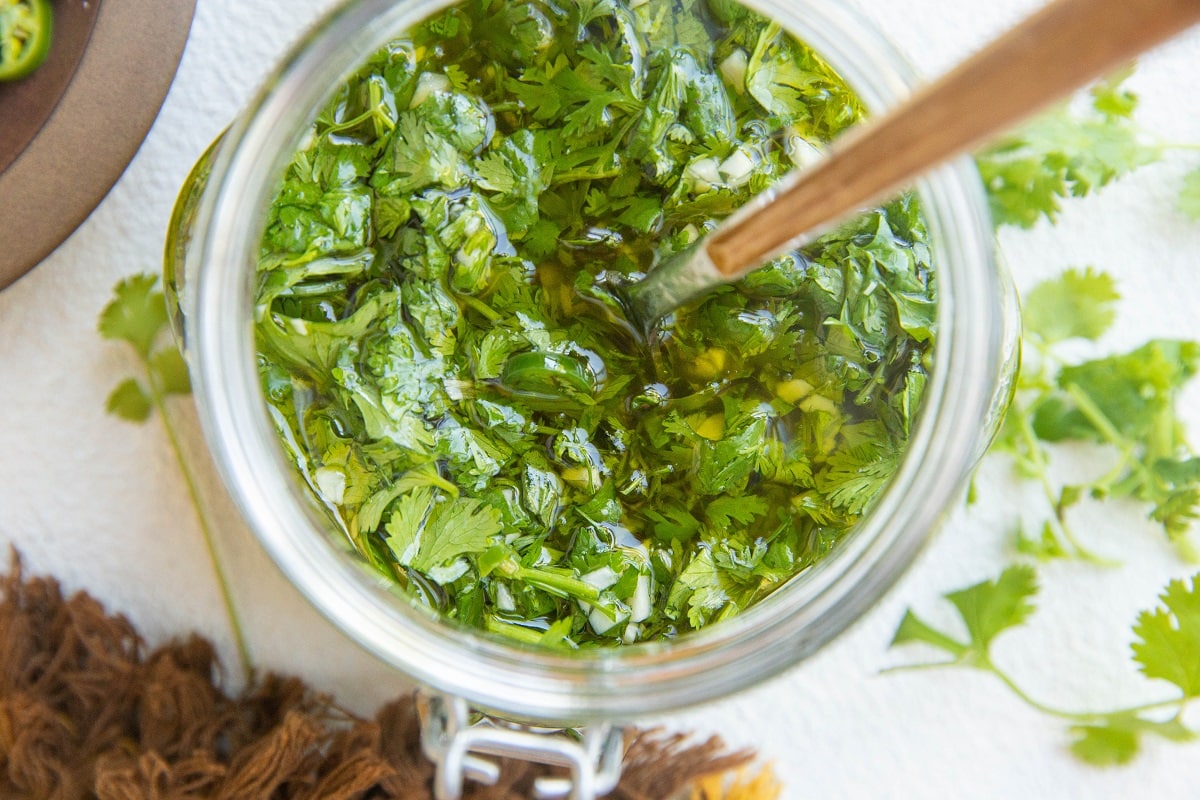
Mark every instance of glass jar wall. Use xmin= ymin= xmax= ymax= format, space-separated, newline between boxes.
xmin=173 ymin=0 xmax=1015 ymax=726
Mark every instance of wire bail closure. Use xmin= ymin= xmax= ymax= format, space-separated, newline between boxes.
xmin=416 ymin=692 xmax=626 ymax=800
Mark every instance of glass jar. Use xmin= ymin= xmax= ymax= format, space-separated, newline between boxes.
xmin=171 ymin=0 xmax=1016 ymax=775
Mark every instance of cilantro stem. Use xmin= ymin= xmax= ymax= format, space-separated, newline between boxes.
xmin=889 ymin=658 xmax=1188 ymax=724
xmin=878 ymin=660 xmax=962 ymax=676
xmin=484 ymin=616 xmax=546 ymax=644
xmin=1063 ymin=381 xmax=1162 ymax=497
xmin=987 ymin=662 xmax=1187 ymax=723
xmin=149 ymin=373 xmax=255 ymax=682
xmin=1013 ymin=409 xmax=1114 ymax=565
xmin=1091 ymin=451 xmax=1135 ymax=495
xmin=515 ymin=566 xmax=601 ymax=602
xmin=551 ymin=166 xmax=624 ymax=184
xmin=1063 ymin=383 xmax=1125 ymax=450
xmin=1055 ymin=520 xmax=1115 ymax=567
xmin=455 ymin=291 xmax=503 ymax=322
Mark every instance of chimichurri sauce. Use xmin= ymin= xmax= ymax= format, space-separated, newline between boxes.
xmin=255 ymin=0 xmax=936 ymax=647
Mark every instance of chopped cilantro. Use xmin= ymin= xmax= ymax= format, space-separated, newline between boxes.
xmin=254 ymin=0 xmax=932 ymax=646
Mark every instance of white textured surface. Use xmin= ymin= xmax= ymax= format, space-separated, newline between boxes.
xmin=3 ymin=0 xmax=1200 ymax=796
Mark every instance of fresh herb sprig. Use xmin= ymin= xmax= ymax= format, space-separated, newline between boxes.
xmin=976 ymin=72 xmax=1200 ymax=565
xmin=889 ymin=62 xmax=1200 ymax=771
xmin=889 ymin=566 xmax=1200 ymax=766
xmin=976 ymin=71 xmax=1200 ymax=230
xmin=988 ymin=267 xmax=1200 ymax=563
xmin=99 ymin=275 xmax=253 ymax=679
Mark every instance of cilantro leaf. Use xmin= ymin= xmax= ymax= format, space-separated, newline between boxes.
xmin=1069 ymin=714 xmax=1193 ymax=766
xmin=648 ymin=506 xmax=703 ymax=542
xmin=1089 ymin=67 xmax=1140 ymax=119
xmin=992 ymin=267 xmax=1200 ymax=559
xmin=976 ymin=78 xmax=1160 ymax=229
xmin=666 ymin=549 xmax=731 ymax=628
xmin=105 ymin=379 xmax=152 ymax=422
xmin=742 ymin=21 xmax=863 ymax=136
xmin=384 ymin=487 xmax=502 ymax=578
xmin=633 ymin=0 xmax=711 ymax=52
xmin=371 ymin=114 xmax=466 ymax=196
xmin=468 ymin=0 xmax=555 ymax=65
xmin=890 ymin=566 xmax=1037 ymax=665
xmin=815 ymin=442 xmax=897 ymax=515
xmin=695 ymin=416 xmax=767 ymax=495
xmin=891 ymin=568 xmax=1200 ymax=768
xmin=475 ymin=131 xmax=551 ymax=236
xmin=1038 ymin=339 xmax=1199 ymax=443
xmin=1069 ymin=720 xmax=1139 ymax=766
xmin=947 ymin=565 xmax=1038 ymax=652
xmin=418 ymin=495 xmax=503 ymax=569
xmin=1022 ymin=267 xmax=1119 ymax=344
xmin=101 ymin=273 xmax=193 ymax=426
xmin=383 ymin=487 xmax=430 ymax=566
xmin=889 ymin=610 xmax=968 ymax=660
xmin=98 ymin=274 xmax=169 ymax=359
xmin=507 ymin=52 xmax=638 ymax=140
xmin=705 ymin=495 xmax=767 ymax=528
xmin=523 ymin=218 xmax=562 ymax=259
xmin=1131 ymin=574 xmax=1200 ymax=697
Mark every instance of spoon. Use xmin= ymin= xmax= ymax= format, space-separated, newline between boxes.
xmin=624 ymin=0 xmax=1200 ymax=326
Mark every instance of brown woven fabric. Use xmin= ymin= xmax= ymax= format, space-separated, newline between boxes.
xmin=0 ymin=554 xmax=756 ymax=799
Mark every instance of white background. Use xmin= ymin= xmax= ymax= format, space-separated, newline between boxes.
xmin=3 ymin=0 xmax=1200 ymax=797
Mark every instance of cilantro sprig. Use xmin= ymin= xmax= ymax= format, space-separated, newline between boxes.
xmin=100 ymin=275 xmax=253 ymax=678
xmin=892 ymin=65 xmax=1200 ymax=771
xmin=890 ymin=567 xmax=1200 ymax=766
xmin=977 ymin=70 xmax=1200 ymax=230
xmin=988 ymin=268 xmax=1200 ymax=562
xmin=100 ymin=275 xmax=192 ymax=418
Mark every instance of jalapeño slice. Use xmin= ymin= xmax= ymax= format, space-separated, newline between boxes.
xmin=0 ymin=0 xmax=53 ymax=82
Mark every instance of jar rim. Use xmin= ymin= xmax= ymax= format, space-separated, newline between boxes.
xmin=187 ymin=0 xmax=1003 ymax=724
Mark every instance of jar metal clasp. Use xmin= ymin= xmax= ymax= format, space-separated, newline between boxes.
xmin=416 ymin=692 xmax=626 ymax=800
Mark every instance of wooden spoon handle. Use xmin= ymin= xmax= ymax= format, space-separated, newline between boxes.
xmin=706 ymin=0 xmax=1200 ymax=277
